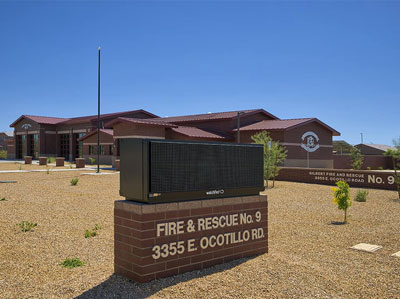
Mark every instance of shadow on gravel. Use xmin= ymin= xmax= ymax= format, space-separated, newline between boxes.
xmin=75 ymin=257 xmax=253 ymax=299
xmin=329 ymin=221 xmax=347 ymax=225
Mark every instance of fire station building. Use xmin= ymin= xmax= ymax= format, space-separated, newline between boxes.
xmin=8 ymin=108 xmax=340 ymax=168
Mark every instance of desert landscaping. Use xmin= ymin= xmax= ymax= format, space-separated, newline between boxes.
xmin=0 ymin=162 xmax=399 ymax=298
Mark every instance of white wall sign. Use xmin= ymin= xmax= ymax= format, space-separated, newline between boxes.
xmin=301 ymin=131 xmax=320 ymax=152
xmin=21 ymin=124 xmax=32 ymax=130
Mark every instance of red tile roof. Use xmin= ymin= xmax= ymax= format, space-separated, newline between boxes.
xmin=10 ymin=115 xmax=69 ymax=127
xmin=77 ymin=129 xmax=113 ymax=141
xmin=235 ymin=118 xmax=313 ymax=131
xmin=61 ymin=109 xmax=159 ymax=125
xmin=10 ymin=110 xmax=158 ymax=127
xmin=355 ymin=144 xmax=397 ymax=152
xmin=171 ymin=126 xmax=233 ymax=140
xmin=158 ymin=109 xmax=278 ymax=123
xmin=105 ymin=117 xmax=178 ymax=128
xmin=234 ymin=118 xmax=340 ymax=136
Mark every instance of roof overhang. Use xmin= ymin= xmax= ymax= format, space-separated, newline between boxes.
xmin=233 ymin=118 xmax=340 ymax=136
xmin=105 ymin=117 xmax=178 ymax=128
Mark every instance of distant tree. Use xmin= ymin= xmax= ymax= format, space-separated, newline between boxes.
xmin=385 ymin=137 xmax=400 ymax=199
xmin=350 ymin=147 xmax=363 ymax=170
xmin=331 ymin=180 xmax=352 ymax=223
xmin=251 ymin=131 xmax=287 ymax=188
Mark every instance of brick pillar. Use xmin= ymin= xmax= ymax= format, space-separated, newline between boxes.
xmin=112 ymin=138 xmax=118 ymax=168
xmin=25 ymin=131 xmax=29 ymax=157
xmin=69 ymin=130 xmax=74 ymax=161
xmin=56 ymin=132 xmax=59 ymax=157
xmin=39 ymin=128 xmax=46 ymax=157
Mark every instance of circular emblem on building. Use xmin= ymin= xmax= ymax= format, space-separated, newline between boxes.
xmin=21 ymin=124 xmax=32 ymax=130
xmin=301 ymin=131 xmax=320 ymax=152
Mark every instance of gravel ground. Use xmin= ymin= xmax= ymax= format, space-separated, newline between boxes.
xmin=0 ymin=163 xmax=399 ymax=298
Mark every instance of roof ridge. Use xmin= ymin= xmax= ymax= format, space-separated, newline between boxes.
xmin=24 ymin=114 xmax=69 ymax=119
xmin=160 ymin=109 xmax=259 ymax=119
xmin=267 ymin=117 xmax=313 ymax=121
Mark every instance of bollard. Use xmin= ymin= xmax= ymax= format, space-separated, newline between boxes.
xmin=24 ymin=156 xmax=32 ymax=164
xmin=56 ymin=157 xmax=65 ymax=167
xmin=75 ymin=158 xmax=85 ymax=169
xmin=39 ymin=157 xmax=47 ymax=165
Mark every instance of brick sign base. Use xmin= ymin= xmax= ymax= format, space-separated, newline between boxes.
xmin=114 ymin=195 xmax=268 ymax=283
xmin=276 ymin=167 xmax=397 ymax=190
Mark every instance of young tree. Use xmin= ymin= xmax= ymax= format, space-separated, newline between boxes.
xmin=385 ymin=137 xmax=400 ymax=199
xmin=331 ymin=180 xmax=352 ymax=223
xmin=350 ymin=147 xmax=363 ymax=170
xmin=271 ymin=141 xmax=288 ymax=188
xmin=251 ymin=131 xmax=287 ymax=188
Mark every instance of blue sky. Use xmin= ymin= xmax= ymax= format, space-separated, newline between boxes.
xmin=0 ymin=1 xmax=399 ymax=145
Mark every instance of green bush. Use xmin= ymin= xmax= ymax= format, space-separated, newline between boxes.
xmin=88 ymin=157 xmax=95 ymax=165
xmin=0 ymin=197 xmax=7 ymax=201
xmin=18 ymin=221 xmax=38 ymax=232
xmin=366 ymin=166 xmax=371 ymax=170
xmin=350 ymin=148 xmax=363 ymax=170
xmin=378 ymin=166 xmax=383 ymax=170
xmin=70 ymin=177 xmax=79 ymax=186
xmin=331 ymin=181 xmax=352 ymax=223
xmin=355 ymin=190 xmax=368 ymax=202
xmin=85 ymin=224 xmax=101 ymax=238
xmin=47 ymin=157 xmax=56 ymax=163
xmin=60 ymin=258 xmax=84 ymax=269
xmin=0 ymin=150 xmax=7 ymax=159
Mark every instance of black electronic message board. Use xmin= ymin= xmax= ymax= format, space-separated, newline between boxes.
xmin=120 ymin=139 xmax=264 ymax=203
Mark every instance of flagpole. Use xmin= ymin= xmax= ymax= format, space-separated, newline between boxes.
xmin=97 ymin=46 xmax=101 ymax=173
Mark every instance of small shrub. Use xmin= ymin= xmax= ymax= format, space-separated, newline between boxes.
xmin=331 ymin=181 xmax=352 ymax=223
xmin=366 ymin=166 xmax=371 ymax=170
xmin=60 ymin=258 xmax=84 ymax=269
xmin=69 ymin=164 xmax=73 ymax=169
xmin=350 ymin=148 xmax=363 ymax=170
xmin=88 ymin=157 xmax=95 ymax=165
xmin=378 ymin=166 xmax=383 ymax=170
xmin=47 ymin=157 xmax=56 ymax=163
xmin=355 ymin=190 xmax=368 ymax=202
xmin=46 ymin=167 xmax=50 ymax=174
xmin=18 ymin=164 xmax=22 ymax=170
xmin=18 ymin=221 xmax=38 ymax=232
xmin=0 ymin=150 xmax=7 ymax=159
xmin=0 ymin=197 xmax=7 ymax=201
xmin=70 ymin=177 xmax=79 ymax=186
xmin=85 ymin=224 xmax=101 ymax=238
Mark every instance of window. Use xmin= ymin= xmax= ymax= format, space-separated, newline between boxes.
xmin=98 ymin=145 xmax=105 ymax=155
xmin=89 ymin=145 xmax=104 ymax=155
xmin=75 ymin=133 xmax=85 ymax=158
xmin=109 ymin=145 xmax=114 ymax=155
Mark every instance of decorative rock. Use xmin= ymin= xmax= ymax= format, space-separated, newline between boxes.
xmin=351 ymin=243 xmax=382 ymax=253
xmin=24 ymin=156 xmax=32 ymax=164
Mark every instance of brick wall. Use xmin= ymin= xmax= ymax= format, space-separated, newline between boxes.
xmin=276 ymin=167 xmax=397 ymax=190
xmin=333 ymin=155 xmax=393 ymax=170
xmin=114 ymin=195 xmax=268 ymax=283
